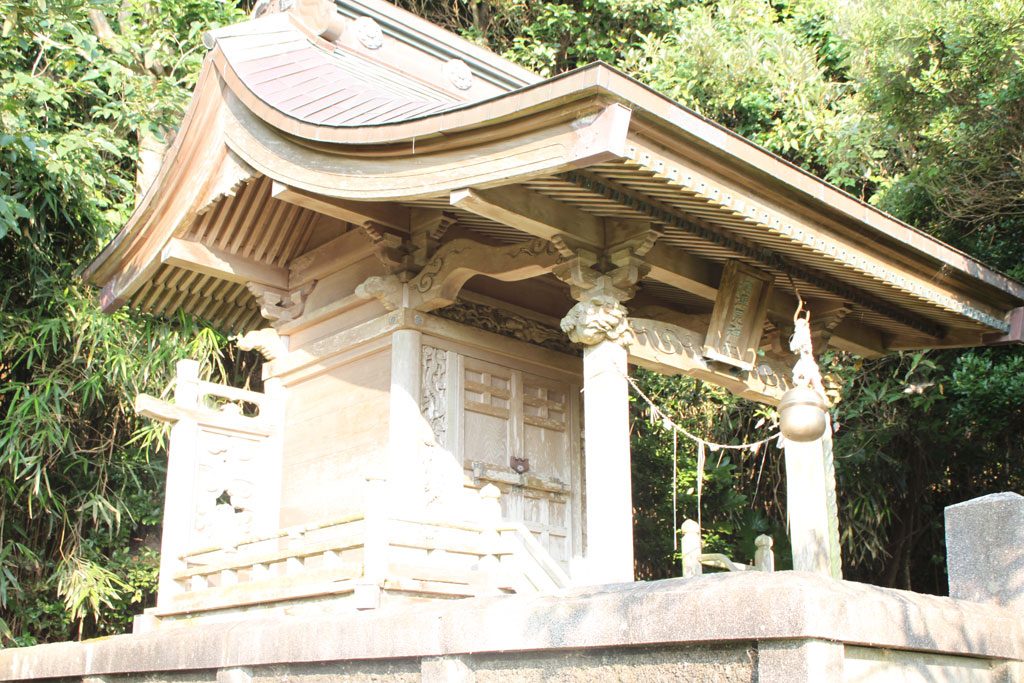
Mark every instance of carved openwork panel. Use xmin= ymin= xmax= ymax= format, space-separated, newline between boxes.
xmin=192 ymin=429 xmax=262 ymax=548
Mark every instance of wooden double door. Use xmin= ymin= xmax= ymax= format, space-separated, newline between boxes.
xmin=429 ymin=345 xmax=582 ymax=572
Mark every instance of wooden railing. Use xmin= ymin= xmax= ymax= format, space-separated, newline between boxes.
xmin=158 ymin=486 xmax=570 ymax=616
xmin=680 ymin=518 xmax=775 ymax=577
xmin=167 ymin=516 xmax=366 ymax=614
xmin=140 ymin=362 xmax=571 ymax=618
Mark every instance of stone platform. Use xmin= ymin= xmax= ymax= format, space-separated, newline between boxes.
xmin=3 ymin=572 xmax=1021 ymax=682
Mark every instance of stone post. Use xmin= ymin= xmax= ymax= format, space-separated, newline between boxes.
xmin=156 ymin=359 xmax=200 ymax=608
xmin=754 ymin=534 xmax=775 ymax=572
xmin=945 ymin=492 xmax=1024 ymax=609
xmin=560 ymin=279 xmax=635 ymax=584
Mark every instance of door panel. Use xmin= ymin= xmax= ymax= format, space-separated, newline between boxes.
xmin=461 ymin=355 xmax=578 ymax=571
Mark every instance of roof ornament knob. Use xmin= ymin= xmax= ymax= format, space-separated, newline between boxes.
xmin=444 ymin=59 xmax=474 ymax=91
xmin=355 ymin=16 xmax=383 ymax=50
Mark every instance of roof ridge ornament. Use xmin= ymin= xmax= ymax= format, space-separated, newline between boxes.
xmin=244 ymin=0 xmax=344 ymax=42
xmin=444 ymin=59 xmax=474 ymax=91
xmin=354 ymin=16 xmax=383 ymax=49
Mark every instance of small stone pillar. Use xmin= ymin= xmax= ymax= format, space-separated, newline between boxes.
xmin=680 ymin=519 xmax=702 ymax=578
xmin=560 ymin=279 xmax=635 ymax=584
xmin=945 ymin=492 xmax=1024 ymax=608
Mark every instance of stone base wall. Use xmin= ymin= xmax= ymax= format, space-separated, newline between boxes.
xmin=4 ymin=573 xmax=1021 ymax=683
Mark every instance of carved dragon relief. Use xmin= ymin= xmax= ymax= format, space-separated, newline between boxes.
xmin=560 ymin=294 xmax=631 ymax=346
xmin=628 ymin=317 xmax=793 ymax=404
xmin=420 ymin=346 xmax=448 ymax=447
xmin=434 ymin=301 xmax=578 ymax=355
xmin=237 ymin=327 xmax=287 ymax=361
xmin=554 ymin=231 xmax=658 ymax=346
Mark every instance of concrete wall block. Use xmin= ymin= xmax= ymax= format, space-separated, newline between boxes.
xmin=421 ymin=656 xmax=474 ymax=683
xmin=217 ymin=667 xmax=253 ymax=683
xmin=757 ymin=639 xmax=843 ymax=683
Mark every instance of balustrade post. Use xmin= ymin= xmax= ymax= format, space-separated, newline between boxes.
xmin=754 ymin=534 xmax=775 ymax=572
xmin=156 ymin=360 xmax=201 ymax=608
xmin=477 ymin=484 xmax=502 ymax=595
xmin=356 ymin=471 xmax=388 ymax=610
xmin=680 ymin=519 xmax=702 ymax=578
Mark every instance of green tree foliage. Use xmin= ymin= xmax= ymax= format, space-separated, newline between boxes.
xmin=0 ymin=0 xmax=246 ymax=643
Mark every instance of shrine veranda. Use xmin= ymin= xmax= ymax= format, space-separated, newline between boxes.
xmin=4 ymin=0 xmax=1024 ymax=680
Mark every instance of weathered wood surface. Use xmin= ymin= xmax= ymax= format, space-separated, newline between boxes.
xmin=628 ymin=317 xmax=793 ymax=405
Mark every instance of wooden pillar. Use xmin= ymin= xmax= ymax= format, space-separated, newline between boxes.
xmin=259 ymin=376 xmax=286 ymax=534
xmin=356 ymin=471 xmax=388 ymax=609
xmin=388 ymin=327 xmax=424 ymax=508
xmin=783 ymin=425 xmax=840 ymax=577
xmin=581 ymin=338 xmax=634 ymax=583
xmin=680 ymin=519 xmax=702 ymax=578
xmin=560 ymin=283 xmax=636 ymax=583
xmin=156 ymin=359 xmax=200 ymax=608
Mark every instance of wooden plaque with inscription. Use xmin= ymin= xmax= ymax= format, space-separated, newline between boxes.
xmin=703 ymin=262 xmax=774 ymax=371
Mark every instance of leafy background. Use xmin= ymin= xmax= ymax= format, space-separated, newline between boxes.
xmin=1 ymin=0 xmax=1022 ymax=643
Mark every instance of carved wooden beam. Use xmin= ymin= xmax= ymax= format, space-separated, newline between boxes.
xmin=271 ymin=181 xmax=409 ymax=232
xmin=161 ymin=238 xmax=289 ymax=290
xmin=452 ymin=181 xmax=885 ymax=355
xmin=356 ymin=237 xmax=566 ymax=312
xmin=288 ymin=228 xmax=378 ymax=289
xmin=628 ymin=317 xmax=792 ymax=405
xmin=410 ymin=208 xmax=455 ymax=268
xmin=451 ymin=186 xmax=603 ymax=249
xmin=135 ymin=394 xmax=272 ymax=436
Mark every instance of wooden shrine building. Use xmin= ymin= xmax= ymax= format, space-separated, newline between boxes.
xmin=7 ymin=1 xmax=1024 ymax=680
xmin=76 ymin=0 xmax=1024 ymax=625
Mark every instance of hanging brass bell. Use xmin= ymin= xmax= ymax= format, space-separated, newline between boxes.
xmin=778 ymin=386 xmax=828 ymax=442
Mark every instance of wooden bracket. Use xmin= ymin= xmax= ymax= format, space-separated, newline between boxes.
xmin=357 ymin=237 xmax=567 ymax=313
xmin=247 ymin=280 xmax=317 ymax=325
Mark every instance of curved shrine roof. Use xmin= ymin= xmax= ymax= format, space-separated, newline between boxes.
xmin=213 ymin=16 xmax=462 ymax=128
xmin=84 ymin=0 xmax=1024 ymax=354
